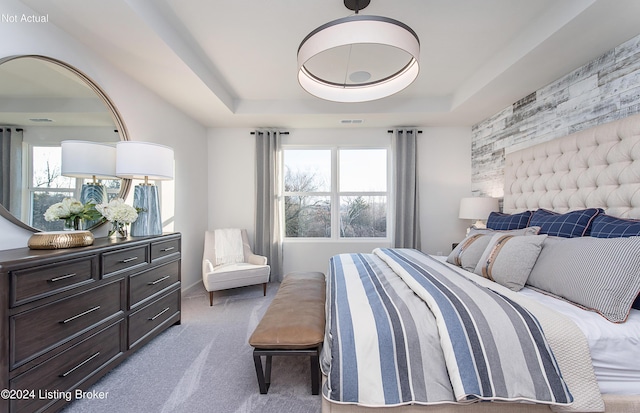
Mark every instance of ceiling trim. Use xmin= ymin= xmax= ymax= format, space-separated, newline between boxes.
xmin=122 ymin=0 xmax=236 ymax=112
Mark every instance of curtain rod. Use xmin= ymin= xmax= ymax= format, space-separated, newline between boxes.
xmin=387 ymin=129 xmax=422 ymax=133
xmin=250 ymin=130 xmax=421 ymax=134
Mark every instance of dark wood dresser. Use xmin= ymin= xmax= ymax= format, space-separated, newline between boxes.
xmin=0 ymin=233 xmax=181 ymax=413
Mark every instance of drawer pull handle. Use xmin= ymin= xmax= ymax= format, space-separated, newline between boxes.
xmin=120 ymin=256 xmax=138 ymax=263
xmin=59 ymin=352 xmax=101 ymax=377
xmin=161 ymin=247 xmax=175 ymax=252
xmin=60 ymin=306 xmax=101 ymax=324
xmin=149 ymin=307 xmax=170 ymax=321
xmin=148 ymin=275 xmax=171 ymax=285
xmin=48 ymin=273 xmax=77 ymax=282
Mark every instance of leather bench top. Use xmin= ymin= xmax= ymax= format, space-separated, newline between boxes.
xmin=249 ymin=272 xmax=325 ymax=349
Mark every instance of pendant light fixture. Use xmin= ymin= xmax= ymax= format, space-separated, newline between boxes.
xmin=297 ymin=0 xmax=420 ymax=103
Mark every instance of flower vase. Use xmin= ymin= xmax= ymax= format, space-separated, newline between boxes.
xmin=110 ymin=221 xmax=128 ymax=238
xmin=63 ymin=217 xmax=83 ymax=231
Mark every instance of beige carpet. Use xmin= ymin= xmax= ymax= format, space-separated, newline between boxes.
xmin=61 ymin=283 xmax=321 ymax=413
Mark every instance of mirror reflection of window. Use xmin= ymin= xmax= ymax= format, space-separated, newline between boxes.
xmin=30 ymin=145 xmax=75 ymax=230
xmin=27 ymin=145 xmax=121 ymax=230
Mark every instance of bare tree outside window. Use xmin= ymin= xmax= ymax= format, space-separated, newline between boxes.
xmin=284 ymin=150 xmax=331 ymax=237
xmin=283 ymin=148 xmax=388 ymax=239
xmin=29 ymin=147 xmax=74 ymax=229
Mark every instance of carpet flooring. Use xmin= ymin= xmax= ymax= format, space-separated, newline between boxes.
xmin=61 ymin=284 xmax=322 ymax=413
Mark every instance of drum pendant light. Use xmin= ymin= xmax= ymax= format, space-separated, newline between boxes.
xmin=297 ymin=0 xmax=420 ymax=102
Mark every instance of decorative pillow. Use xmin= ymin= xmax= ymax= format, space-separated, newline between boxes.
xmin=527 ymin=236 xmax=640 ymax=323
xmin=486 ymin=211 xmax=532 ymax=231
xmin=447 ymin=227 xmax=540 ymax=272
xmin=529 ymin=208 xmax=603 ymax=238
xmin=473 ymin=234 xmax=547 ymax=291
xmin=590 ymin=214 xmax=640 ymax=238
xmin=447 ymin=231 xmax=493 ymax=272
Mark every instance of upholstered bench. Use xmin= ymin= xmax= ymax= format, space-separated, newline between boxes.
xmin=248 ymin=271 xmax=326 ymax=395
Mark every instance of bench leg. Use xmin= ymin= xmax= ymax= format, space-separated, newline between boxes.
xmin=262 ymin=282 xmax=267 ymax=296
xmin=253 ymin=347 xmax=321 ymax=395
xmin=310 ymin=350 xmax=320 ymax=395
xmin=253 ymin=352 xmax=271 ymax=394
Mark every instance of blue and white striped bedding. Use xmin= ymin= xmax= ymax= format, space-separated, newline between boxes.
xmin=321 ymin=248 xmax=573 ymax=408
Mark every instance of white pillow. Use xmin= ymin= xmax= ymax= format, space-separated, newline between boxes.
xmin=527 ymin=236 xmax=640 ymax=323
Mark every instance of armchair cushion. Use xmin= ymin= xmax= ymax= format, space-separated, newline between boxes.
xmin=202 ymin=229 xmax=270 ymax=295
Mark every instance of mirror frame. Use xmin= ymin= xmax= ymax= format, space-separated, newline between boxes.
xmin=0 ymin=54 xmax=131 ymax=232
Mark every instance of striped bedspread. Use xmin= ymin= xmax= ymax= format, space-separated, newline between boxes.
xmin=321 ymin=248 xmax=573 ymax=408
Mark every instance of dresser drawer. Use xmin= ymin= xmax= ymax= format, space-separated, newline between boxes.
xmin=10 ymin=320 xmax=123 ymax=413
xmin=102 ymin=244 xmax=148 ymax=277
xmin=129 ymin=288 xmax=180 ymax=348
xmin=151 ymin=237 xmax=180 ymax=262
xmin=11 ymin=256 xmax=98 ymax=307
xmin=10 ymin=279 xmax=125 ymax=369
xmin=129 ymin=260 xmax=180 ymax=308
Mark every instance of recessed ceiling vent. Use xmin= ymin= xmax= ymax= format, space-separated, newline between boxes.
xmin=340 ymin=119 xmax=364 ymax=124
xmin=29 ymin=118 xmax=54 ymax=123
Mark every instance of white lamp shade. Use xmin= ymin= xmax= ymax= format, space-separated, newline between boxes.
xmin=459 ymin=197 xmax=499 ymax=220
xmin=116 ymin=141 xmax=174 ymax=181
xmin=297 ymin=15 xmax=420 ymax=102
xmin=61 ymin=140 xmax=117 ymax=179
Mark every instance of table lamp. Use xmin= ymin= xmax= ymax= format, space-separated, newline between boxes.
xmin=116 ymin=141 xmax=174 ymax=236
xmin=61 ymin=140 xmax=117 ymax=227
xmin=459 ymin=197 xmax=499 ymax=232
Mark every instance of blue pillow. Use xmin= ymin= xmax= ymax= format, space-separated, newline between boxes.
xmin=529 ymin=208 xmax=603 ymax=238
xmin=486 ymin=211 xmax=532 ymax=231
xmin=590 ymin=214 xmax=640 ymax=238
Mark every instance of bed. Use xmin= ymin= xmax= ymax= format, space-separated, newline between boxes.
xmin=320 ymin=113 xmax=640 ymax=413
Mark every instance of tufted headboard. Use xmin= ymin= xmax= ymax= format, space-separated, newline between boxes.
xmin=503 ymin=113 xmax=640 ymax=219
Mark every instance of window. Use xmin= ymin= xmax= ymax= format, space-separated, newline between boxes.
xmin=28 ymin=145 xmax=121 ymax=230
xmin=283 ymin=147 xmax=389 ymax=239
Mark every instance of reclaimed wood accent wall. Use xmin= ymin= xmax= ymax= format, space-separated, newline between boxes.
xmin=471 ymin=34 xmax=640 ymax=199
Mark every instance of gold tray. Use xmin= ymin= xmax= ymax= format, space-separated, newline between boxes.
xmin=28 ymin=231 xmax=95 ymax=250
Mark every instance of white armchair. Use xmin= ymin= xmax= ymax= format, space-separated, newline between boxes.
xmin=202 ymin=229 xmax=270 ymax=306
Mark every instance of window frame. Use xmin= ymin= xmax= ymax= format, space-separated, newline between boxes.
xmin=26 ymin=144 xmax=76 ymax=227
xmin=281 ymin=144 xmax=392 ymax=241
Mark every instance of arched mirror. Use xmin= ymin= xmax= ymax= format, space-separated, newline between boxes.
xmin=0 ymin=55 xmax=131 ymax=232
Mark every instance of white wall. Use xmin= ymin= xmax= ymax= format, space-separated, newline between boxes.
xmin=418 ymin=127 xmax=472 ymax=255
xmin=207 ymin=127 xmax=471 ymax=277
xmin=0 ymin=0 xmax=209 ymax=291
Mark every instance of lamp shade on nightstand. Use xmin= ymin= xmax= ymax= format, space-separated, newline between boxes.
xmin=459 ymin=197 xmax=499 ymax=228
xmin=116 ymin=141 xmax=174 ymax=236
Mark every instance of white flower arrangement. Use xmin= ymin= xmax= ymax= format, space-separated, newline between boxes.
xmin=44 ymin=197 xmax=101 ymax=230
xmin=95 ymin=198 xmax=138 ymax=224
xmin=44 ymin=197 xmax=86 ymax=221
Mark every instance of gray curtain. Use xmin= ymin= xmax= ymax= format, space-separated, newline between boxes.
xmin=393 ymin=128 xmax=421 ymax=249
xmin=0 ymin=127 xmax=23 ymax=215
xmin=255 ymin=130 xmax=283 ymax=281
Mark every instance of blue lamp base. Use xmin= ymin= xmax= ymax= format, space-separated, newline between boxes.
xmin=130 ymin=185 xmax=162 ymax=236
xmin=80 ymin=183 xmax=108 ymax=229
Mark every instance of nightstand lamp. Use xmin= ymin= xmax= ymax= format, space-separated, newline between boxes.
xmin=116 ymin=141 xmax=174 ymax=236
xmin=458 ymin=197 xmax=499 ymax=232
